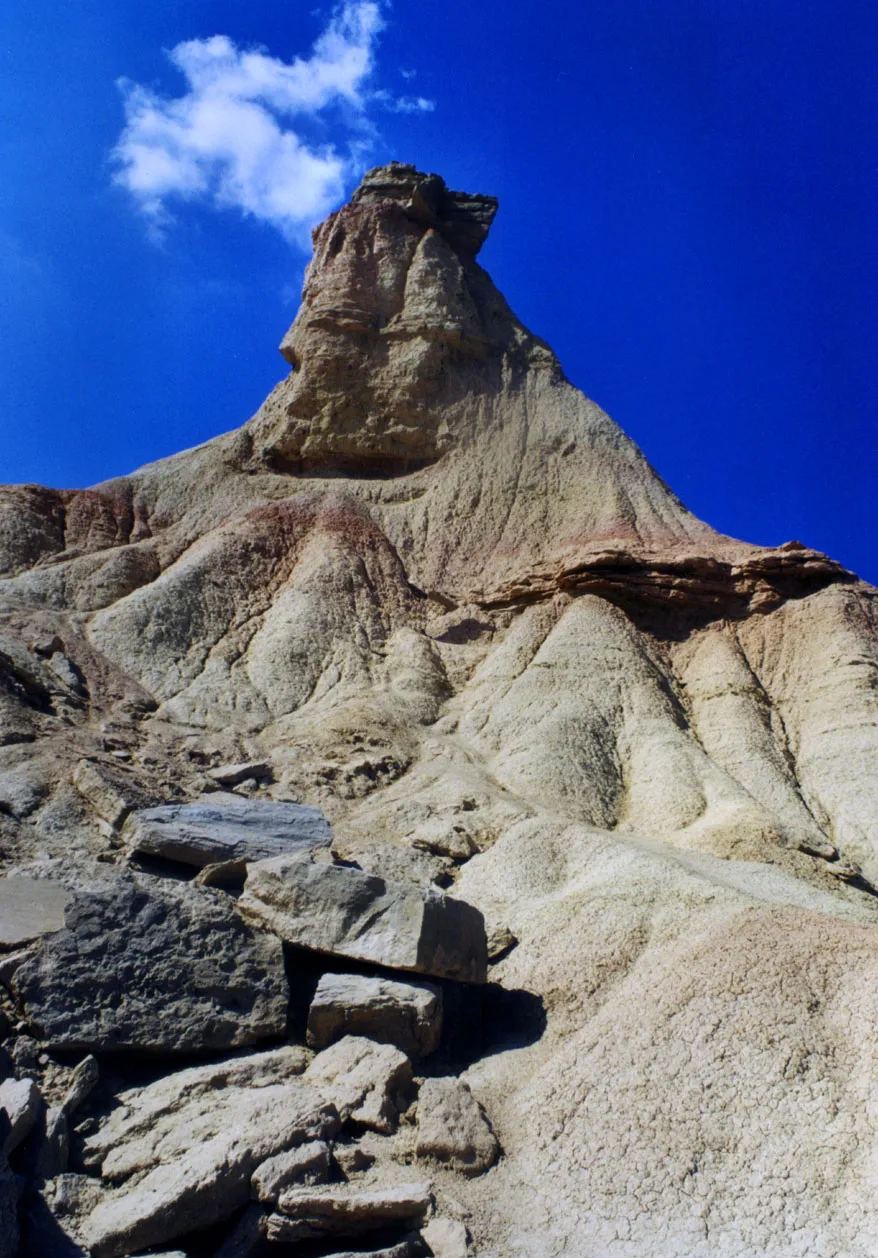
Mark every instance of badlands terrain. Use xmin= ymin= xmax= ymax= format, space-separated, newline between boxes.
xmin=0 ymin=163 xmax=877 ymax=1258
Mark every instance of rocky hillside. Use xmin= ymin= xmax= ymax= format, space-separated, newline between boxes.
xmin=1 ymin=162 xmax=877 ymax=1258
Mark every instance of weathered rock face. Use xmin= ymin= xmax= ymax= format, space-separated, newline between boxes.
xmin=13 ymin=878 xmax=288 ymax=1051
xmin=238 ymin=852 xmax=487 ymax=982
xmin=1 ymin=163 xmax=878 ymax=1258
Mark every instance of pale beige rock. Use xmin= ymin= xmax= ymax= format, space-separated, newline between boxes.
xmin=0 ymin=1076 xmax=41 ymax=1153
xmin=238 ymin=851 xmax=487 ymax=983
xmin=251 ymin=1139 xmax=330 ymax=1201
xmin=0 ymin=877 xmax=68 ymax=947
xmin=207 ymin=759 xmax=272 ymax=786
xmin=269 ymin=1181 xmax=432 ymax=1240
xmin=81 ymin=1049 xmax=337 ymax=1258
xmin=415 ymin=1078 xmax=498 ymax=1176
xmin=305 ymin=1035 xmax=413 ymax=1134
xmin=72 ymin=759 xmax=136 ymax=828
xmin=307 ymin=972 xmax=442 ymax=1059
xmin=421 ymin=1217 xmax=470 ymax=1257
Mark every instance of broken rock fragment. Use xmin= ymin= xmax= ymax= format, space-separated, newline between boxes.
xmin=80 ymin=1047 xmax=337 ymax=1258
xmin=306 ymin=1035 xmax=413 ymax=1133
xmin=421 ymin=1216 xmax=470 ymax=1256
xmin=252 ymin=1139 xmax=331 ymax=1201
xmin=238 ymin=851 xmax=487 ymax=983
xmin=123 ymin=796 xmax=332 ymax=867
xmin=415 ymin=1078 xmax=498 ymax=1176
xmin=72 ymin=760 xmax=143 ymax=829
xmin=266 ymin=1181 xmax=432 ymax=1243
xmin=207 ymin=760 xmax=273 ymax=787
xmin=13 ymin=876 xmax=288 ymax=1051
xmin=307 ymin=972 xmax=442 ymax=1059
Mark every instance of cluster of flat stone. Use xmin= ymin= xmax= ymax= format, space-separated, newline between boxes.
xmin=0 ymin=797 xmax=498 ymax=1257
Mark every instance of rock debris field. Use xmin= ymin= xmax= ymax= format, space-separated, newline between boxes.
xmin=1 ymin=164 xmax=878 ymax=1257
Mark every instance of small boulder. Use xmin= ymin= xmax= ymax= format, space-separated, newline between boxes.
xmin=62 ymin=1055 xmax=99 ymax=1115
xmin=207 ymin=761 xmax=273 ymax=787
xmin=421 ymin=1217 xmax=470 ymax=1256
xmin=485 ymin=923 xmax=517 ymax=963
xmin=123 ymin=798 xmax=332 ymax=868
xmin=333 ymin=1139 xmax=377 ymax=1177
xmin=306 ymin=1036 xmax=413 ymax=1134
xmin=13 ymin=876 xmax=288 ymax=1052
xmin=0 ymin=1075 xmax=41 ymax=1153
xmin=252 ymin=1139 xmax=331 ymax=1201
xmin=238 ymin=852 xmax=487 ymax=983
xmin=415 ymin=1078 xmax=498 ymax=1176
xmin=307 ymin=972 xmax=442 ymax=1060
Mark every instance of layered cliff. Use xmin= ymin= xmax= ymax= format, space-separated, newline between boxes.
xmin=1 ymin=163 xmax=878 ymax=1258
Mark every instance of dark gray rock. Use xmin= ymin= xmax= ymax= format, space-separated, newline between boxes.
xmin=0 ymin=1116 xmax=19 ymax=1258
xmin=213 ymin=1204 xmax=265 ymax=1258
xmin=31 ymin=1104 xmax=70 ymax=1179
xmin=307 ymin=973 xmax=442 ymax=1060
xmin=123 ymin=798 xmax=332 ymax=868
xmin=238 ymin=852 xmax=487 ymax=983
xmin=12 ymin=876 xmax=288 ymax=1052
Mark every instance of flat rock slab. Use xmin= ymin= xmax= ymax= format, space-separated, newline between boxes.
xmin=0 ymin=877 xmax=69 ymax=948
xmin=12 ymin=876 xmax=288 ymax=1052
xmin=267 ymin=1182 xmax=432 ymax=1243
xmin=238 ymin=852 xmax=487 ymax=983
xmin=415 ymin=1078 xmax=498 ymax=1177
xmin=308 ymin=972 xmax=442 ymax=1059
xmin=79 ymin=1047 xmax=336 ymax=1258
xmin=318 ymin=1245 xmax=417 ymax=1258
xmin=123 ymin=798 xmax=332 ymax=868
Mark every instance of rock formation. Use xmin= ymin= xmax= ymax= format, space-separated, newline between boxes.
xmin=0 ymin=161 xmax=877 ymax=1256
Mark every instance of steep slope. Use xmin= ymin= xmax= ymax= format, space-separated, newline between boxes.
xmin=1 ymin=163 xmax=878 ymax=1257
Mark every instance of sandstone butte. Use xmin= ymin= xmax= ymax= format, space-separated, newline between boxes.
xmin=0 ymin=162 xmax=877 ymax=1258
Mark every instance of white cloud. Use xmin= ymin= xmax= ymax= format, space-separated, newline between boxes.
xmin=111 ymin=3 xmax=430 ymax=246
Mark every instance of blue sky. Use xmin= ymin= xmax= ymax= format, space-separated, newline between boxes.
xmin=1 ymin=1 xmax=876 ymax=582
